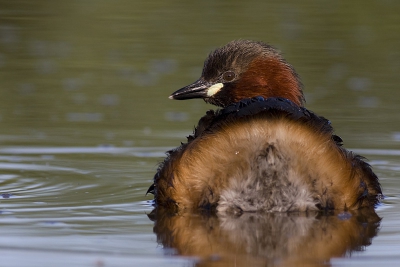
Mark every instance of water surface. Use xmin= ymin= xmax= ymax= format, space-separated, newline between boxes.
xmin=1 ymin=1 xmax=400 ymax=266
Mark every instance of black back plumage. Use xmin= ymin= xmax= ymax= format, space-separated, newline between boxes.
xmin=189 ymin=97 xmax=341 ymax=146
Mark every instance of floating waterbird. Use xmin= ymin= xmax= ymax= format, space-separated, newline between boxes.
xmin=148 ymin=40 xmax=382 ymax=214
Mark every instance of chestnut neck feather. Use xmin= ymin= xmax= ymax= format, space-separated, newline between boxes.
xmin=233 ymin=56 xmax=304 ymax=107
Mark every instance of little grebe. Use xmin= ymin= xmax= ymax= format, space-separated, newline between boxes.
xmin=148 ymin=40 xmax=382 ymax=214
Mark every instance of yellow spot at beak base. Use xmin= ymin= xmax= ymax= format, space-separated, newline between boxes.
xmin=206 ymin=83 xmax=224 ymax=97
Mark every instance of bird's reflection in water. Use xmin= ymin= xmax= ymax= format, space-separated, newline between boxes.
xmin=149 ymin=208 xmax=381 ymax=267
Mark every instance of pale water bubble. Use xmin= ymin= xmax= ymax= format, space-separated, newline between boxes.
xmin=63 ymin=78 xmax=84 ymax=91
xmin=66 ymin=112 xmax=104 ymax=122
xmin=164 ymin=111 xmax=189 ymax=122
xmin=392 ymin=132 xmax=400 ymax=141
xmin=327 ymin=63 xmax=348 ymax=81
xmin=357 ymin=96 xmax=380 ymax=108
xmin=0 ymin=25 xmax=19 ymax=46
xmin=99 ymin=94 xmax=120 ymax=106
xmin=36 ymin=59 xmax=57 ymax=74
xmin=149 ymin=59 xmax=177 ymax=75
xmin=347 ymin=77 xmax=372 ymax=91
xmin=18 ymin=83 xmax=35 ymax=95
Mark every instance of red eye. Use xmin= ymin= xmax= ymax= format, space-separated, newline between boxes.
xmin=223 ymin=71 xmax=236 ymax=82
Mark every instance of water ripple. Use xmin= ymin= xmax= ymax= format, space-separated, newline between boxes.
xmin=0 ymin=146 xmax=171 ymax=158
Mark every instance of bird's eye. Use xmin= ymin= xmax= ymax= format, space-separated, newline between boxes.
xmin=222 ymin=71 xmax=236 ymax=82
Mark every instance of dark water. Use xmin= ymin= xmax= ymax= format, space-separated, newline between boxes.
xmin=1 ymin=1 xmax=400 ymax=266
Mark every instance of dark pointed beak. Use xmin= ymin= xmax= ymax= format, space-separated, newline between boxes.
xmin=169 ymin=79 xmax=214 ymax=100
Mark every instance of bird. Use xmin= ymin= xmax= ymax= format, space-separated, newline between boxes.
xmin=147 ymin=40 xmax=382 ymax=215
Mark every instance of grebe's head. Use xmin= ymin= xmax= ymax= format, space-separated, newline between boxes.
xmin=169 ymin=40 xmax=304 ymax=108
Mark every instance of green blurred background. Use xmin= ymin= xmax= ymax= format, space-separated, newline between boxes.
xmin=1 ymin=0 xmax=400 ymax=149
